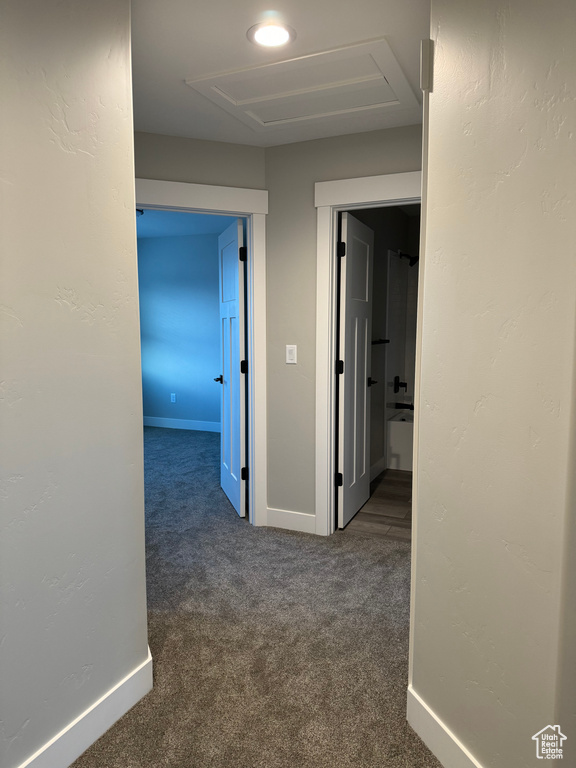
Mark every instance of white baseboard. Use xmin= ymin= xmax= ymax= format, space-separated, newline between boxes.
xmin=144 ymin=417 xmax=220 ymax=433
xmin=266 ymin=507 xmax=316 ymax=534
xmin=407 ymin=685 xmax=484 ymax=768
xmin=370 ymin=456 xmax=387 ymax=481
xmin=18 ymin=649 xmax=153 ymax=768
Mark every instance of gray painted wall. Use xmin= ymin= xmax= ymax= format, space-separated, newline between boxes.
xmin=0 ymin=2 xmax=149 ymax=766
xmin=135 ymin=132 xmax=266 ymax=190
xmin=134 ymin=125 xmax=423 ymax=515
xmin=411 ymin=0 xmax=576 ymax=765
xmin=264 ymin=126 xmax=422 ymax=513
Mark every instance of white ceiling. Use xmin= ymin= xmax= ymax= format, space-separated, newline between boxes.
xmin=131 ymin=0 xmax=431 ymax=147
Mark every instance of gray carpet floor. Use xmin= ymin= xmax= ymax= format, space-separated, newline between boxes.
xmin=72 ymin=427 xmax=441 ymax=768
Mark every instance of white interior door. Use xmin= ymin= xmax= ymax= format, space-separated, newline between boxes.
xmin=218 ymin=219 xmax=246 ymax=517
xmin=338 ymin=213 xmax=374 ymax=528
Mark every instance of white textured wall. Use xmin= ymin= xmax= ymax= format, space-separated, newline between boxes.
xmin=411 ymin=0 xmax=576 ymax=765
xmin=0 ymin=2 xmax=149 ymax=767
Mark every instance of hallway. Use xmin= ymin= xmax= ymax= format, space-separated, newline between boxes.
xmin=72 ymin=428 xmax=438 ymax=768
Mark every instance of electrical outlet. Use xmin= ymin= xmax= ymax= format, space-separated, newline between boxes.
xmin=170 ymin=393 xmax=176 ymax=403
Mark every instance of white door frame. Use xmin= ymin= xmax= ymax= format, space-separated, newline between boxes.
xmin=135 ymin=178 xmax=268 ymax=527
xmin=314 ymin=171 xmax=422 ymax=536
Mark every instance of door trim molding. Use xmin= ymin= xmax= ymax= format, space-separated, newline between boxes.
xmin=136 ymin=178 xmax=268 ymax=215
xmin=135 ymin=179 xmax=268 ymax=527
xmin=314 ymin=171 xmax=421 ymax=536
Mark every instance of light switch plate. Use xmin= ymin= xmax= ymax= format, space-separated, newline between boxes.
xmin=286 ymin=345 xmax=297 ymax=364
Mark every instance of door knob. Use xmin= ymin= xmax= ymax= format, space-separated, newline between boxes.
xmin=367 ymin=377 xmax=378 ymax=387
xmin=393 ymin=375 xmax=407 ymax=394
xmin=214 ymin=375 xmax=223 ymax=383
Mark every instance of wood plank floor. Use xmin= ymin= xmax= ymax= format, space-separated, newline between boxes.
xmin=342 ymin=469 xmax=412 ymax=541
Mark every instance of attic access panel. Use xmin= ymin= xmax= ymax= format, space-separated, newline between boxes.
xmin=185 ymin=39 xmax=419 ymax=134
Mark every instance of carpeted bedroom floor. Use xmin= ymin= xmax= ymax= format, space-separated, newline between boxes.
xmin=72 ymin=427 xmax=441 ymax=768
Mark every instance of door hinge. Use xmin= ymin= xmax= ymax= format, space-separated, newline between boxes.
xmin=336 ymin=360 xmax=344 ymax=375
xmin=335 ymin=472 xmax=343 ymax=487
xmin=239 ymin=246 xmax=247 ymax=262
xmin=240 ymin=359 xmax=248 ymax=374
xmin=420 ymin=39 xmax=434 ymax=93
xmin=241 ymin=466 xmax=249 ymax=481
xmin=337 ymin=241 xmax=346 ymax=258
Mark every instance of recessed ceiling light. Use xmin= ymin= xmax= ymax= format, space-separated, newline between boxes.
xmin=247 ymin=21 xmax=296 ymax=47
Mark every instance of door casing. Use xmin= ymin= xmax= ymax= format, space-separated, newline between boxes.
xmin=314 ymin=171 xmax=422 ymax=537
xmin=135 ymin=178 xmax=268 ymax=527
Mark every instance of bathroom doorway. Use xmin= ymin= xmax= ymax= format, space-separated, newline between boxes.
xmin=336 ymin=203 xmax=420 ymax=537
xmin=314 ymin=170 xmax=422 ymax=537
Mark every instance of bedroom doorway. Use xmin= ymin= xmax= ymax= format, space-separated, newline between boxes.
xmin=136 ymin=209 xmax=249 ymax=516
xmin=135 ymin=178 xmax=268 ymax=526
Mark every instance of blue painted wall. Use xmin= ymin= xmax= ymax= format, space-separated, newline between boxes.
xmin=137 ymin=234 xmax=221 ymax=428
